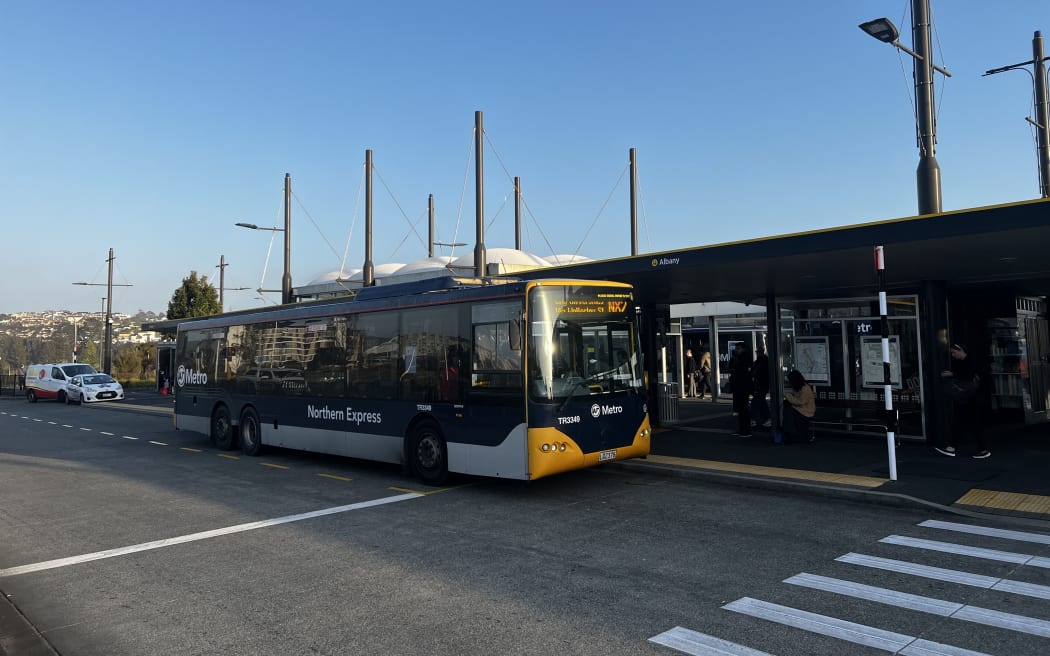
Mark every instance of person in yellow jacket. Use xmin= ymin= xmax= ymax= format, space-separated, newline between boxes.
xmin=781 ymin=369 xmax=815 ymax=443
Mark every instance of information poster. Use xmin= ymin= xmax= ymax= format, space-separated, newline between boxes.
xmin=794 ymin=336 xmax=830 ymax=384
xmin=861 ymin=335 xmax=901 ymax=389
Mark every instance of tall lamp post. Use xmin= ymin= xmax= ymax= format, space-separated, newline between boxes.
xmin=984 ymin=31 xmax=1050 ymax=198
xmin=860 ymin=2 xmax=952 ymax=216
xmin=236 ymin=173 xmax=292 ymax=304
xmin=72 ymin=248 xmax=132 ymax=374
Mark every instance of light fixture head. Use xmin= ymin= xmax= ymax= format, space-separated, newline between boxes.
xmin=859 ymin=18 xmax=900 ymax=44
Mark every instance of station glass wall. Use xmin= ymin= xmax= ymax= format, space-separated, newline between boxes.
xmin=777 ymin=295 xmax=924 ymax=438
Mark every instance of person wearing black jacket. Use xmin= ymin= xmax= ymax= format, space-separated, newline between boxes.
xmin=936 ymin=343 xmax=989 ymax=458
xmin=684 ymin=348 xmax=699 ymax=398
xmin=729 ymin=344 xmax=754 ymax=436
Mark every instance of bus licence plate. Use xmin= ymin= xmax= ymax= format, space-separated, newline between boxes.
xmin=598 ymin=449 xmax=616 ymax=462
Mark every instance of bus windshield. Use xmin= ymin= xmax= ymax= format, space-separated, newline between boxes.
xmin=528 ymin=285 xmax=643 ymax=402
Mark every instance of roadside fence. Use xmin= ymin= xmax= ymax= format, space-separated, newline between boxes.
xmin=0 ymin=374 xmax=25 ymax=397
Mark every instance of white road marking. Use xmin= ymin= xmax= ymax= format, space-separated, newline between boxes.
xmin=148 ymin=441 xmax=167 ymax=446
xmin=79 ymin=427 xmax=91 ymax=431
xmin=882 ymin=534 xmax=1050 ymax=568
xmin=121 ymin=436 xmax=138 ymax=440
xmin=723 ymin=597 xmax=990 ymax=655
xmin=785 ymin=573 xmax=960 ymax=615
xmin=100 ymin=431 xmax=115 ymax=436
xmin=920 ymin=519 xmax=1050 ymax=546
xmin=786 ymin=573 xmax=1050 ymax=637
xmin=837 ymin=553 xmax=1050 ymax=600
xmin=649 ymin=626 xmax=774 ymax=655
xmin=0 ymin=493 xmax=422 ymax=578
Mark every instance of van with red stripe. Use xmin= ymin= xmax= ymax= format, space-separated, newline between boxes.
xmin=25 ymin=362 xmax=99 ymax=403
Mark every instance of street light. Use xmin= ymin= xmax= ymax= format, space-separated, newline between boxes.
xmin=860 ymin=4 xmax=952 ymax=216
xmin=983 ymin=31 xmax=1050 ymax=198
xmin=858 ymin=18 xmax=952 ymax=78
xmin=236 ymin=173 xmax=292 ymax=304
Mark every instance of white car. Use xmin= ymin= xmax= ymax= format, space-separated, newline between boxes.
xmin=66 ymin=374 xmax=125 ymax=404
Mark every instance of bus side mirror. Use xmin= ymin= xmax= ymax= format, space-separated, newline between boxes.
xmin=508 ymin=319 xmax=521 ymax=352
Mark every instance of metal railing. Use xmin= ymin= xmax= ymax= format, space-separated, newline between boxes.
xmin=0 ymin=374 xmax=25 ymax=397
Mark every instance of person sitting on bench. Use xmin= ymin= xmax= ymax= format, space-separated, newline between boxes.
xmin=781 ymin=369 xmax=815 ymax=443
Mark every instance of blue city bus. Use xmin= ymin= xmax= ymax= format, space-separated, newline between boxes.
xmin=173 ymin=277 xmax=651 ymax=484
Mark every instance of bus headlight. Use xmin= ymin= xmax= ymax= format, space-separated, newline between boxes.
xmin=541 ymin=443 xmax=550 ymax=452
xmin=559 ymin=443 xmax=567 ymax=452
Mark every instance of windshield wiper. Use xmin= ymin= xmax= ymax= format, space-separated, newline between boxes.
xmin=558 ymin=378 xmax=595 ymax=412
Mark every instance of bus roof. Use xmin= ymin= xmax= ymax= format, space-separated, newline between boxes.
xmin=175 ymin=276 xmax=630 ymax=332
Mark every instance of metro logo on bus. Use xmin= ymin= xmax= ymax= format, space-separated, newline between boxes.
xmin=176 ymin=365 xmax=208 ymax=387
xmin=591 ymin=403 xmax=624 ymax=418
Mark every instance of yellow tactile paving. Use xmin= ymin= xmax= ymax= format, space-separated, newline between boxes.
xmin=645 ymin=455 xmax=887 ymax=489
xmin=955 ymin=489 xmax=1050 ymax=516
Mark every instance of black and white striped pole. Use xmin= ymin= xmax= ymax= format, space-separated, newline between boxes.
xmin=875 ymin=246 xmax=898 ymax=481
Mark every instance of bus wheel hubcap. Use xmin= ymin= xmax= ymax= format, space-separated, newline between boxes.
xmin=417 ymin=435 xmax=439 ymax=469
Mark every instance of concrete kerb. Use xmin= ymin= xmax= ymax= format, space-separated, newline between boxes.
xmin=0 ymin=590 xmax=56 ymax=656
xmin=612 ymin=458 xmax=1050 ymax=530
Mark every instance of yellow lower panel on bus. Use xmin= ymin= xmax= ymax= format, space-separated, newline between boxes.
xmin=527 ymin=415 xmax=651 ymax=481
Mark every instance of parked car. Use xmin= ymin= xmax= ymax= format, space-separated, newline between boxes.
xmin=65 ymin=373 xmax=124 ymax=404
xmin=25 ymin=362 xmax=100 ymax=403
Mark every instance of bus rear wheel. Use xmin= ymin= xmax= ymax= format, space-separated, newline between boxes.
xmin=239 ymin=407 xmax=262 ymax=456
xmin=408 ymin=421 xmax=448 ymax=486
xmin=211 ymin=405 xmax=236 ymax=451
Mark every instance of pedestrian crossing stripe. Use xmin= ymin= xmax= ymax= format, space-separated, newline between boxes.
xmin=785 ymin=573 xmax=1050 ymax=638
xmin=920 ymin=519 xmax=1050 ymax=545
xmin=649 ymin=626 xmax=774 ymax=655
xmin=881 ymin=534 xmax=1050 ymax=568
xmin=721 ymin=597 xmax=991 ymax=656
xmin=836 ymin=552 xmax=1050 ymax=599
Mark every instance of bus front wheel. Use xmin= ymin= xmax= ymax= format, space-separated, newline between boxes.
xmin=211 ymin=405 xmax=236 ymax=451
xmin=408 ymin=421 xmax=448 ymax=486
xmin=239 ymin=407 xmax=262 ymax=457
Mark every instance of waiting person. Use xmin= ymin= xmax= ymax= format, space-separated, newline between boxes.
xmin=697 ymin=346 xmax=713 ymax=399
xmin=750 ymin=346 xmax=771 ymax=428
xmin=936 ymin=343 xmax=989 ymax=458
xmin=781 ymin=369 xmax=815 ymax=443
xmin=684 ymin=348 xmax=699 ymax=397
xmin=18 ymin=364 xmax=26 ymax=391
xmin=729 ymin=344 xmax=753 ymax=436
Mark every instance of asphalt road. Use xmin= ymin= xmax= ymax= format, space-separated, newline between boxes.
xmin=2 ymin=399 xmax=1050 ymax=656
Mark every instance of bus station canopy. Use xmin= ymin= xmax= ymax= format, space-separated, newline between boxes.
xmin=517 ymin=198 xmax=1050 ymax=306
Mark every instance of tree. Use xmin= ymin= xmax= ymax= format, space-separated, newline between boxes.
xmin=167 ymin=271 xmax=221 ymax=321
xmin=113 ymin=343 xmax=155 ymax=381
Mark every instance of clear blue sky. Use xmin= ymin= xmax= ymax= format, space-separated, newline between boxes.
xmin=3 ymin=1 xmax=1047 ymax=314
